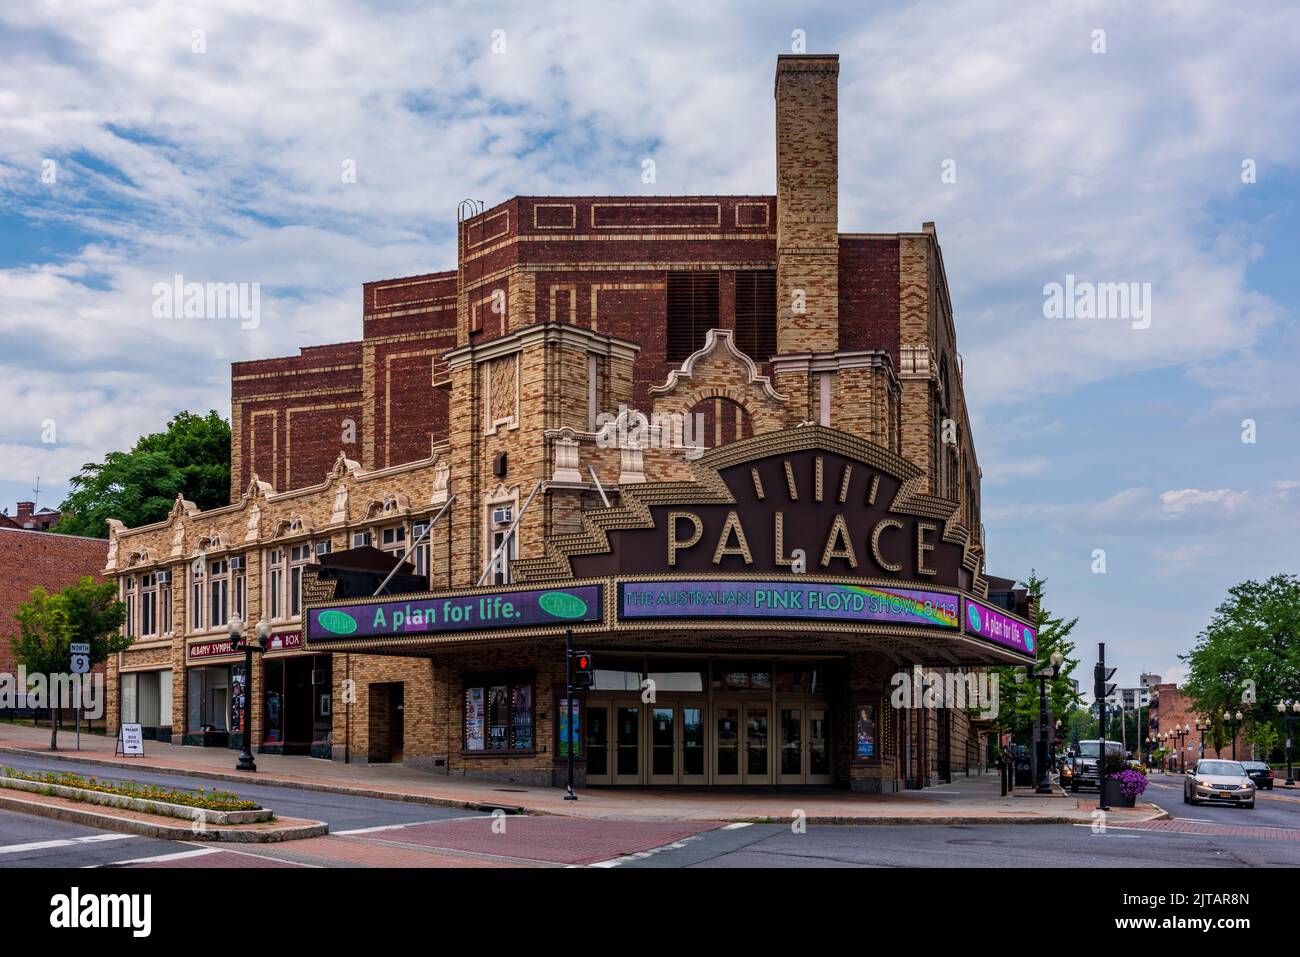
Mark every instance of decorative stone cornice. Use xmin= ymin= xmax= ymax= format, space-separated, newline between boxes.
xmin=650 ymin=328 xmax=786 ymax=402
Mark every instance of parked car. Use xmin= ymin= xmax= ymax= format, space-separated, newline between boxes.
xmin=1068 ymin=740 xmax=1124 ymax=792
xmin=1184 ymin=759 xmax=1255 ymax=809
xmin=1240 ymin=760 xmax=1274 ymax=790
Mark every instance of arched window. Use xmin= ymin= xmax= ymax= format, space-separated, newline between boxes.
xmin=687 ymin=397 xmax=753 ymax=451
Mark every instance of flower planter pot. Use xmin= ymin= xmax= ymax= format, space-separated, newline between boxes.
xmin=1103 ymin=778 xmax=1137 ymax=807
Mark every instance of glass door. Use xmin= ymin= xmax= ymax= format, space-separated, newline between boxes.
xmin=649 ymin=704 xmax=677 ymax=784
xmin=613 ymin=702 xmax=642 ymax=785
xmin=714 ymin=703 xmax=741 ymax=785
xmin=743 ymin=705 xmax=771 ymax=784
xmin=680 ymin=704 xmax=707 ymax=785
xmin=586 ymin=703 xmax=612 ymax=786
xmin=778 ymin=704 xmax=804 ymax=784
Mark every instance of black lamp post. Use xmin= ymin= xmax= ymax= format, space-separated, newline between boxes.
xmin=1035 ymin=650 xmax=1064 ymax=794
xmin=1175 ymin=723 xmax=1191 ymax=773
xmin=231 ymin=616 xmax=267 ymax=772
xmin=1222 ymin=709 xmax=1243 ymax=761
xmin=1195 ymin=718 xmax=1209 ymax=762
xmin=1277 ymin=699 xmax=1300 ymax=786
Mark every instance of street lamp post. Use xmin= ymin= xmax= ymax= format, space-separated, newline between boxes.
xmin=1035 ymin=651 xmax=1064 ymax=794
xmin=1223 ymin=710 xmax=1244 ymax=761
xmin=1195 ymin=719 xmax=1209 ymax=762
xmin=230 ymin=616 xmax=267 ymax=773
xmin=1277 ymin=700 xmax=1300 ymax=786
xmin=1175 ymin=724 xmax=1191 ymax=773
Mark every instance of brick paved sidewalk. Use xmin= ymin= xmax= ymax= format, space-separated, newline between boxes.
xmin=0 ymin=722 xmax=1165 ymax=825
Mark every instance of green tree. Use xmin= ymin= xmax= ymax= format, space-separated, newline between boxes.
xmin=8 ymin=577 xmax=128 ymax=750
xmin=988 ymin=573 xmax=1082 ymax=751
xmin=55 ymin=411 xmax=231 ymax=538
xmin=1183 ymin=574 xmax=1300 ymax=759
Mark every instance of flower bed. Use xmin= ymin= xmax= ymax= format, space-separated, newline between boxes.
xmin=0 ymin=766 xmax=271 ymax=825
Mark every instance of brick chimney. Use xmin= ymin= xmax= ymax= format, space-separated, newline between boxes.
xmin=774 ymin=54 xmax=840 ymax=355
xmin=16 ymin=501 xmax=34 ymax=525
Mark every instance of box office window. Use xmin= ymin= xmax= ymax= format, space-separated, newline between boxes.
xmin=187 ymin=666 xmax=231 ymax=733
xmin=464 ymin=674 xmax=533 ymax=752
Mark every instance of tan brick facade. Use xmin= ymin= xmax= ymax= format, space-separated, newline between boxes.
xmin=105 ymin=54 xmax=1000 ymax=792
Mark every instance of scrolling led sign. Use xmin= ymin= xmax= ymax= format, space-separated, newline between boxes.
xmin=619 ymin=580 xmax=960 ymax=630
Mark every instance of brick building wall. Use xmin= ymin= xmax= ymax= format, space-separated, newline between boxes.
xmin=0 ymin=528 xmax=109 ymax=675
xmin=103 ymin=52 xmax=998 ymax=788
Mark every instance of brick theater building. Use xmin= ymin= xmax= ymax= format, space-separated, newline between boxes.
xmin=105 ymin=54 xmax=1038 ymax=791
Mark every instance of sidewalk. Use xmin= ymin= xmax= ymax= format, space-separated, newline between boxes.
xmin=0 ymin=723 xmax=1166 ymax=825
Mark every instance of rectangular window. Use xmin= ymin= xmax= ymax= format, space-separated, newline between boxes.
xmin=120 ymin=672 xmax=138 ymax=724
xmin=123 ymin=576 xmax=136 ymax=638
xmin=159 ymin=577 xmax=172 ymax=635
xmin=289 ymin=544 xmax=314 ymax=618
xmin=191 ymin=565 xmax=204 ymax=631
xmin=351 ymin=531 xmax=372 ymax=548
xmin=269 ymin=549 xmax=284 ymax=620
xmin=208 ymin=560 xmax=229 ymax=629
xmin=489 ymin=528 xmax=517 ymax=585
xmin=463 ymin=674 xmax=534 ymax=753
xmin=411 ymin=523 xmax=430 ymax=579
xmin=733 ymin=269 xmax=777 ymax=362
xmin=139 ymin=573 xmax=156 ymax=637
xmin=665 ymin=272 xmax=719 ymax=363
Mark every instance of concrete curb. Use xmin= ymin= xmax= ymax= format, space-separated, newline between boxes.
xmin=0 ymin=792 xmax=328 ymax=843
xmin=0 ymin=744 xmax=1171 ymax=827
xmin=0 ymin=744 xmax=528 ymax=816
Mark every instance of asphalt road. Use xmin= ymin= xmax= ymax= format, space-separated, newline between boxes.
xmin=3 ymin=756 xmax=1300 ymax=868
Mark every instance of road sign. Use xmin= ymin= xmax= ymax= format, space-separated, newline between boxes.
xmin=70 ymin=642 xmax=89 ymax=655
xmin=70 ymin=654 xmax=90 ymax=675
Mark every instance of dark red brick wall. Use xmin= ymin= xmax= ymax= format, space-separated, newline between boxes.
xmin=838 ymin=237 xmax=900 ymax=363
xmin=0 ymin=529 xmax=109 ymax=675
xmin=232 ymin=341 xmax=364 ymax=496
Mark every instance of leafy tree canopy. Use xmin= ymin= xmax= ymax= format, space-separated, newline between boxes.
xmin=1182 ymin=574 xmax=1300 ymax=750
xmin=55 ymin=411 xmax=230 ymax=538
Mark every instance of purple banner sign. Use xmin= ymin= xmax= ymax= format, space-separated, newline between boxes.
xmin=963 ymin=597 xmax=1037 ymax=655
xmin=619 ymin=580 xmax=960 ymax=629
xmin=307 ymin=584 xmax=603 ymax=643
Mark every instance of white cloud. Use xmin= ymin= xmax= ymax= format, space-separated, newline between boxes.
xmin=1159 ymin=488 xmax=1251 ymax=514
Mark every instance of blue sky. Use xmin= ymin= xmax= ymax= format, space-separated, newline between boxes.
xmin=1 ymin=1 xmax=1297 ymax=695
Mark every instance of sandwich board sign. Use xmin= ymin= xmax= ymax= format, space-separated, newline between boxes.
xmin=116 ymin=723 xmax=145 ymax=757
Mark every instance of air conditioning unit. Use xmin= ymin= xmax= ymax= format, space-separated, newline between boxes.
xmin=156 ymin=570 xmax=172 ymax=584
xmin=229 ymin=556 xmax=246 ymax=572
xmin=491 ymin=507 xmax=513 ymax=527
xmin=351 ymin=532 xmax=371 ymax=548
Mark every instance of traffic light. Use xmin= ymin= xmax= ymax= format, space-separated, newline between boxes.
xmin=573 ymin=650 xmax=593 ymax=688
xmin=1094 ymin=664 xmax=1116 ymax=701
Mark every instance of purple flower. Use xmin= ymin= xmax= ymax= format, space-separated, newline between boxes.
xmin=1107 ymin=768 xmax=1148 ymax=799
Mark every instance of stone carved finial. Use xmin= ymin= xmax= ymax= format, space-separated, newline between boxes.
xmin=171 ymin=522 xmax=186 ymax=558
xmin=431 ymin=460 xmax=451 ymax=506
xmin=330 ymin=484 xmax=349 ymax=525
xmin=245 ymin=503 xmax=261 ymax=543
xmin=552 ymin=430 xmax=583 ymax=484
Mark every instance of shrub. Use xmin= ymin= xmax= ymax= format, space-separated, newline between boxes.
xmin=0 ymin=765 xmax=259 ymax=811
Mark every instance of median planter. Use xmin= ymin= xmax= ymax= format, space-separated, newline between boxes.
xmin=1102 ymin=778 xmax=1136 ymax=807
xmin=0 ymin=774 xmax=272 ymax=825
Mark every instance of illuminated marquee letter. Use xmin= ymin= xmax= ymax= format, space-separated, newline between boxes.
xmin=819 ymin=514 xmax=858 ymax=569
xmin=667 ymin=511 xmax=703 ymax=566
xmin=871 ymin=519 xmax=904 ymax=573
xmin=916 ymin=521 xmax=938 ymax=577
xmin=712 ymin=511 xmax=753 ymax=565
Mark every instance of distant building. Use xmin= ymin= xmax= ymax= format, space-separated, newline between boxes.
xmin=0 ymin=527 xmax=110 ymax=702
xmin=1147 ymin=682 xmax=1249 ymax=766
xmin=0 ymin=501 xmax=62 ymax=532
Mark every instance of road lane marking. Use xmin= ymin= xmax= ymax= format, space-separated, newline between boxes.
xmin=335 ymin=816 xmax=484 ymax=835
xmin=589 ymin=833 xmax=709 ymax=868
xmin=0 ymin=833 xmax=135 ymax=856
xmin=110 ymin=846 xmax=221 ymax=865
xmin=723 ymin=822 xmax=752 ymax=830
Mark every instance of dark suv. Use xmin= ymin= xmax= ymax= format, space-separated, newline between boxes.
xmin=1068 ymin=740 xmax=1124 ymax=792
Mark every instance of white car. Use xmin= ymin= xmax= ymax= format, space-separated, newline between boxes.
xmin=1183 ymin=759 xmax=1256 ymax=809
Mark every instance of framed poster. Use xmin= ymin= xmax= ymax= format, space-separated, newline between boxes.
xmin=855 ymin=703 xmax=877 ymax=760
xmin=487 ymin=685 xmax=509 ymax=750
xmin=511 ymin=684 xmax=533 ymax=751
xmin=465 ymin=687 xmax=485 ymax=751
xmin=557 ymin=697 xmax=582 ymax=758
